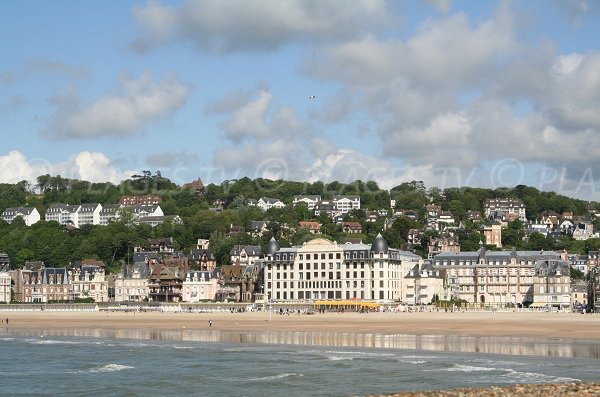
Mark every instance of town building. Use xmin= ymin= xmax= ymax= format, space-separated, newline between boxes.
xmin=11 ymin=267 xmax=70 ymax=303
xmin=531 ymin=259 xmax=571 ymax=310
xmin=432 ymin=247 xmax=562 ymax=306
xmin=44 ymin=204 xmax=80 ymax=226
xmin=299 ymin=221 xmax=321 ymax=234
xmin=292 ymin=195 xmax=321 ymax=211
xmin=342 ymin=221 xmax=362 ymax=234
xmin=403 ymin=262 xmax=447 ymax=305
xmin=69 ymin=261 xmax=108 ymax=302
xmin=119 ymin=195 xmax=162 ymax=206
xmin=0 ymin=270 xmax=10 ymax=303
xmin=0 ymin=253 xmax=10 ymax=270
xmin=99 ymin=204 xmax=121 ymax=225
xmin=76 ymin=203 xmax=102 ymax=226
xmin=482 ymin=222 xmax=502 ymax=248
xmin=257 ymin=197 xmax=285 ymax=211
xmin=188 ymin=249 xmax=217 ymax=271
xmin=263 ymin=234 xmax=420 ymax=303
xmin=181 ymin=270 xmax=219 ymax=302
xmin=1 ymin=207 xmax=41 ymax=226
xmin=484 ymin=198 xmax=527 ymax=222
xmin=114 ymin=256 xmax=152 ymax=302
xmin=230 ymin=245 xmax=261 ymax=267
xmin=427 ymin=236 xmax=460 ymax=258
xmin=333 ymin=195 xmax=361 ymax=214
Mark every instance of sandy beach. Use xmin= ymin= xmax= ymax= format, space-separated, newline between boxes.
xmin=1 ymin=310 xmax=599 ymax=340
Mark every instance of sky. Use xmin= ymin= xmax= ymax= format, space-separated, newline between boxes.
xmin=1 ymin=0 xmax=600 ymax=200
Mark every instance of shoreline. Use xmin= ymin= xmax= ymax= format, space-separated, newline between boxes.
xmin=2 ymin=310 xmax=599 ymax=339
xmin=2 ymin=311 xmax=600 ymax=358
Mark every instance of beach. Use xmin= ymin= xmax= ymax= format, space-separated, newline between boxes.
xmin=2 ymin=310 xmax=599 ymax=339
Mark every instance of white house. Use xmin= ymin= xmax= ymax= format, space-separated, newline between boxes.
xmin=1 ymin=207 xmax=40 ymax=226
xmin=99 ymin=204 xmax=121 ymax=225
xmin=257 ymin=197 xmax=285 ymax=211
xmin=293 ymin=195 xmax=321 ymax=211
xmin=333 ymin=195 xmax=361 ymax=214
xmin=77 ymin=203 xmax=102 ymax=226
xmin=45 ymin=204 xmax=80 ymax=226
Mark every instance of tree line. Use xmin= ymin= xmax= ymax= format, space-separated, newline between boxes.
xmin=0 ymin=174 xmax=599 ymax=272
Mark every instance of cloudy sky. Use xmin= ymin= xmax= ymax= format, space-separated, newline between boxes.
xmin=2 ymin=0 xmax=600 ymax=199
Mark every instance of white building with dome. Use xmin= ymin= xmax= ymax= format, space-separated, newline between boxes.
xmin=263 ymin=234 xmax=420 ymax=303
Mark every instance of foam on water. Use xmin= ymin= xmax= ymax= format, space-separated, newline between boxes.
xmin=247 ymin=373 xmax=304 ymax=381
xmin=87 ymin=364 xmax=135 ymax=373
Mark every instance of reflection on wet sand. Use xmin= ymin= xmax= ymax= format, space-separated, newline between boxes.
xmin=10 ymin=327 xmax=600 ymax=359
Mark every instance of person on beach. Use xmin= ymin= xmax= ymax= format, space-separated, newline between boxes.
xmin=209 ymin=320 xmax=212 ymax=327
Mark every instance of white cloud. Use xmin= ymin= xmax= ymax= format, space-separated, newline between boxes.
xmin=43 ymin=72 xmax=190 ymax=140
xmin=0 ymin=151 xmax=136 ymax=184
xmin=131 ymin=0 xmax=393 ymax=53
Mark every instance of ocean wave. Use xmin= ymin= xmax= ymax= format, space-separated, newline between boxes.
xmin=502 ymin=369 xmax=580 ymax=384
xmin=398 ymin=359 xmax=427 ymax=364
xmin=441 ymin=364 xmax=506 ymax=372
xmin=248 ymin=373 xmax=303 ymax=381
xmin=0 ymin=337 xmax=15 ymax=341
xmin=173 ymin=346 xmax=194 ymax=350
xmin=328 ymin=356 xmax=354 ymax=361
xmin=27 ymin=339 xmax=89 ymax=345
xmin=88 ymin=364 xmax=135 ymax=373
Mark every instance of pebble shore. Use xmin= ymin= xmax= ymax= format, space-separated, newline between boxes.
xmin=363 ymin=382 xmax=600 ymax=397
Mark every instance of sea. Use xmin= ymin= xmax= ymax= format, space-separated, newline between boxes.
xmin=1 ymin=328 xmax=599 ymax=397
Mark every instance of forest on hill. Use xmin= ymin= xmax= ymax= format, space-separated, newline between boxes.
xmin=0 ymin=172 xmax=599 ymax=273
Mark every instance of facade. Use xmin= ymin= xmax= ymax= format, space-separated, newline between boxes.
xmin=11 ymin=268 xmax=70 ymax=303
xmin=181 ymin=270 xmax=219 ymax=302
xmin=249 ymin=221 xmax=268 ymax=237
xmin=69 ymin=263 xmax=108 ymax=302
xmin=114 ymin=261 xmax=151 ymax=302
xmin=292 ymin=195 xmax=321 ymax=211
xmin=188 ymin=249 xmax=217 ymax=271
xmin=0 ymin=253 xmax=10 ymax=270
xmin=119 ymin=195 xmax=162 ymax=206
xmin=0 ymin=271 xmax=10 ymax=302
xmin=427 ymin=237 xmax=460 ymax=258
xmin=333 ymin=195 xmax=360 ymax=214
xmin=299 ymin=221 xmax=321 ymax=234
xmin=571 ymin=280 xmax=588 ymax=309
xmin=263 ymin=235 xmax=420 ymax=303
xmin=484 ymin=198 xmax=527 ymax=222
xmin=482 ymin=222 xmax=502 ymax=248
xmin=99 ymin=204 xmax=121 ymax=225
xmin=77 ymin=203 xmax=102 ymax=226
xmin=1 ymin=207 xmax=41 ymax=226
xmin=45 ymin=204 xmax=79 ymax=226
xmin=531 ymin=259 xmax=571 ymax=309
xmin=432 ymin=248 xmax=562 ymax=306
xmin=342 ymin=221 xmax=362 ymax=234
xmin=257 ymin=197 xmax=285 ymax=211
xmin=403 ymin=262 xmax=447 ymax=305
xmin=229 ymin=245 xmax=261 ymax=267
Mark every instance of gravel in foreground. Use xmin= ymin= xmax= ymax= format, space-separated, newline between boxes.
xmin=362 ymin=382 xmax=600 ymax=397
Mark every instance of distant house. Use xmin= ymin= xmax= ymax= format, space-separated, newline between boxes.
xmin=45 ymin=204 xmax=80 ymax=227
xmin=427 ymin=236 xmax=460 ymax=258
xmin=342 ymin=221 xmax=362 ymax=234
xmin=466 ymin=210 xmax=483 ymax=222
xmin=333 ymin=195 xmax=360 ymax=214
xmin=257 ymin=197 xmax=285 ymax=211
xmin=484 ymin=198 xmax=526 ymax=222
xmin=77 ymin=203 xmax=102 ymax=226
xmin=1 ymin=207 xmax=40 ymax=226
xmin=299 ymin=221 xmax=321 ymax=234
xmin=136 ymin=215 xmax=182 ymax=227
xmin=230 ymin=245 xmax=261 ymax=267
xmin=114 ymin=261 xmax=151 ymax=302
xmin=403 ymin=262 xmax=447 ymax=305
xmin=0 ymin=253 xmax=10 ymax=271
xmin=11 ymin=267 xmax=70 ymax=303
xmin=292 ymin=195 xmax=321 ymax=211
xmin=438 ymin=211 xmax=455 ymax=225
xmin=0 ymin=270 xmax=10 ymax=303
xmin=249 ymin=221 xmax=268 ymax=237
xmin=482 ymin=222 xmax=502 ymax=248
xmin=188 ymin=249 xmax=217 ymax=271
xmin=99 ymin=204 xmax=121 ymax=225
xmin=147 ymin=238 xmax=174 ymax=253
xmin=182 ymin=178 xmax=205 ymax=194
xmin=119 ymin=195 xmax=162 ymax=206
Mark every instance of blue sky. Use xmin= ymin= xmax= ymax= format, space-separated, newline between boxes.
xmin=1 ymin=0 xmax=600 ymax=200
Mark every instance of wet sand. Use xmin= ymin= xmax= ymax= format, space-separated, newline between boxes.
xmin=2 ymin=310 xmax=599 ymax=340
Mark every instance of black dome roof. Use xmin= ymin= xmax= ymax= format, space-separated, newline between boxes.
xmin=265 ymin=237 xmax=280 ymax=255
xmin=370 ymin=233 xmax=389 ymax=253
